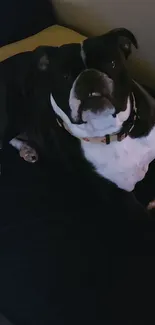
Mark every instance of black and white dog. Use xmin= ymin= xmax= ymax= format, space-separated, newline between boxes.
xmin=2 ymin=29 xmax=155 ymax=324
xmin=1 ymin=28 xmax=155 ymax=215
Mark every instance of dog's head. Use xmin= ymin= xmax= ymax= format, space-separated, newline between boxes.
xmin=36 ymin=28 xmax=138 ymax=138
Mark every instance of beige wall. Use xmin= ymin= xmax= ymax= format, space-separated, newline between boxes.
xmin=52 ymin=0 xmax=155 ymax=87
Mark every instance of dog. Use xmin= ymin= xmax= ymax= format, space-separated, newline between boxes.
xmin=1 ymin=29 xmax=155 ymax=202
xmin=7 ymin=30 xmax=155 ymax=192
xmin=2 ymin=28 xmax=155 ymax=324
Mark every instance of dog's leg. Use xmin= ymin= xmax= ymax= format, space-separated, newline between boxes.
xmin=9 ymin=138 xmax=38 ymax=163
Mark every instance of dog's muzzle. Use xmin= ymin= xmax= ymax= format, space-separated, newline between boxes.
xmin=69 ymin=69 xmax=114 ymax=122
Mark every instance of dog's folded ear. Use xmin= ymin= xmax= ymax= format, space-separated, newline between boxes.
xmin=32 ymin=46 xmax=58 ymax=71
xmin=109 ymin=28 xmax=138 ymax=59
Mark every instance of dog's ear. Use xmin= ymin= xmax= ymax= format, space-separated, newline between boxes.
xmin=108 ymin=28 xmax=138 ymax=59
xmin=33 ymin=46 xmax=58 ymax=71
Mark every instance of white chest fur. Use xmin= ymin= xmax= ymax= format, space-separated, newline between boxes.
xmin=81 ymin=127 xmax=155 ymax=191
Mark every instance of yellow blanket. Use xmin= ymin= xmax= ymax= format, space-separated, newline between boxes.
xmin=0 ymin=25 xmax=86 ymax=62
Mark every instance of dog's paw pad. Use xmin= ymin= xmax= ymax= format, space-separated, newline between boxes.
xmin=19 ymin=145 xmax=38 ymax=163
xmin=147 ymin=200 xmax=155 ymax=210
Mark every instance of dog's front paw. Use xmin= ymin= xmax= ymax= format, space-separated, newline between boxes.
xmin=147 ymin=200 xmax=155 ymax=210
xmin=19 ymin=144 xmax=38 ymax=163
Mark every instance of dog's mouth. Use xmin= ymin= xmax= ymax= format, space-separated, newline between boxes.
xmin=69 ymin=92 xmax=116 ymax=131
xmin=80 ymin=92 xmax=113 ymax=111
xmin=76 ymin=92 xmax=114 ymax=124
xmin=69 ymin=69 xmax=115 ymax=124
